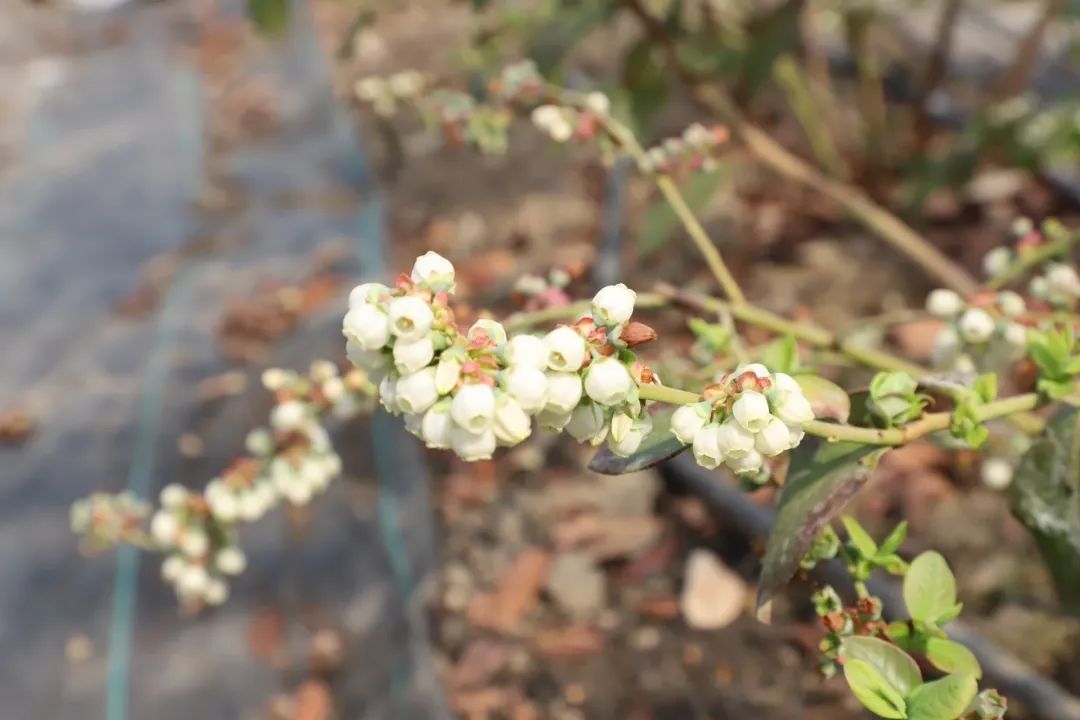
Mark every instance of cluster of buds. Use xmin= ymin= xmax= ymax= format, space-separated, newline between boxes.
xmin=811 ymin=584 xmax=886 ymax=679
xmin=926 ymin=289 xmax=1030 ymax=372
xmin=669 ymin=364 xmax=814 ymax=477
xmin=488 ymin=59 xmax=545 ymax=105
xmin=354 ymin=70 xmax=427 ymax=117
xmin=344 ymin=253 xmax=661 ymax=461
xmin=530 ymin=92 xmax=611 ymax=144
xmin=70 ymin=492 xmax=150 ymax=551
xmin=638 ymin=122 xmax=729 ymax=175
xmin=1030 ymin=262 xmax=1080 ymax=310
xmin=150 ymin=485 xmax=245 ymax=606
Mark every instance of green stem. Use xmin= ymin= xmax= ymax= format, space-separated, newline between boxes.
xmin=986 ymin=229 xmax=1080 ymax=290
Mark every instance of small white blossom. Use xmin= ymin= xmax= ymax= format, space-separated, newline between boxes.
xmin=692 ymin=424 xmax=723 ymax=470
xmin=505 ymin=364 xmax=548 ymax=414
xmin=565 ymin=402 xmax=608 ymax=444
xmin=348 ymin=282 xmax=388 ymax=309
xmin=203 ymin=578 xmax=228 ymax=606
xmin=346 ymin=339 xmax=389 ymax=378
xmin=451 ymin=383 xmax=496 ymax=433
xmin=1047 ymin=263 xmax=1080 ymax=298
xmin=544 ymin=326 xmax=588 ymax=372
xmin=926 ymin=288 xmax=964 ymax=319
xmin=342 ymin=303 xmax=391 ymax=350
xmin=998 ymin=290 xmax=1026 ymax=317
xmin=715 ymin=419 xmax=756 ymax=459
xmin=536 ymin=407 xmax=573 ymax=432
xmin=260 ymin=368 xmax=293 ymax=391
xmin=150 ymin=511 xmax=179 ymax=546
xmin=958 ymin=308 xmax=995 ymax=343
xmin=179 ymin=529 xmax=209 ymax=558
xmin=982 ymin=247 xmax=1012 ymax=277
xmin=981 ymin=457 xmax=1014 ymax=490
xmin=755 ymin=417 xmax=791 ymax=457
xmin=177 ymin=564 xmax=210 ymax=598
xmin=205 ymin=482 xmax=239 ymax=522
xmin=727 ymin=449 xmax=764 ymax=476
xmin=421 ymin=405 xmax=454 ymax=449
xmin=387 ymin=296 xmax=434 ymax=341
xmin=772 ymin=372 xmax=800 ymax=393
xmin=450 ymin=426 xmax=496 ymax=461
xmin=670 ymin=403 xmax=709 ymax=445
xmin=584 ymin=91 xmax=611 ymax=115
xmin=216 ymin=547 xmax=247 ymax=575
xmin=395 ymin=368 xmax=439 ymax=414
xmin=410 ymin=251 xmax=455 ymax=288
xmin=544 ymin=372 xmax=584 ymax=413
xmin=271 ymin=400 xmax=307 ymax=431
xmin=469 ymin=319 xmax=507 ymax=346
xmin=403 ymin=412 xmax=423 ymax=437
xmin=731 ymin=391 xmax=771 ymax=432
xmin=931 ymin=327 xmax=962 ymax=368
xmin=160 ymin=484 xmax=187 ymax=510
xmin=591 ymin=283 xmax=636 ymax=326
xmin=772 ymin=390 xmax=814 ymax=428
xmin=493 ymin=395 xmax=532 ymax=446
xmin=608 ymin=413 xmax=652 ymax=457
xmin=1003 ymin=322 xmax=1028 ymax=348
xmin=393 ymin=336 xmax=435 ymax=374
xmin=506 ymin=334 xmax=548 ymax=369
xmin=161 ymin=555 xmax=184 ymax=582
xmin=584 ymin=357 xmax=634 ymax=406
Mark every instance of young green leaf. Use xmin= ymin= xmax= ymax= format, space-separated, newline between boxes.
xmin=841 ymin=516 xmax=879 ymax=559
xmin=924 ymin=637 xmax=982 ymax=679
xmin=877 ymin=521 xmax=909 ymax=557
xmin=758 ymin=335 xmax=799 ymax=374
xmin=905 ymin=673 xmax=978 ymax=720
xmin=843 ymin=658 xmax=909 ymax=719
xmin=843 ymin=636 xmax=922 ymax=697
xmin=903 ymin=551 xmax=959 ymax=627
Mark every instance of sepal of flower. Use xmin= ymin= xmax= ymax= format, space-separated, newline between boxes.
xmin=672 ymin=366 xmax=814 ymax=476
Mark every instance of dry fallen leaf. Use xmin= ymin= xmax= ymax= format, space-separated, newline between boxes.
xmin=680 ymin=549 xmax=748 ymax=630
xmin=292 ymin=679 xmax=332 ymax=720
xmin=466 ymin=548 xmax=550 ymax=632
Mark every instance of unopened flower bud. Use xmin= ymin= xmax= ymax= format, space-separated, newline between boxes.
xmin=493 ymin=395 xmax=531 ymax=446
xmin=348 ymin=282 xmax=388 ymax=309
xmin=1003 ymin=322 xmax=1028 ymax=348
xmin=203 ymin=578 xmax=228 ymax=605
xmin=997 ymin=290 xmax=1026 ymax=317
xmin=926 ymin=288 xmax=964 ymax=319
xmin=217 ymin=546 xmax=247 ymax=575
xmin=565 ymin=402 xmax=607 ymax=444
xmin=544 ymin=326 xmax=587 ymax=372
xmin=740 ymin=363 xmax=770 ymax=379
xmin=177 ymin=564 xmax=210 ymax=598
xmin=982 ymin=247 xmax=1012 ymax=277
xmin=584 ymin=91 xmax=610 ymax=115
xmin=469 ymin=318 xmax=507 ymax=346
xmin=435 ymin=357 xmax=462 ymax=395
xmin=716 ymin=419 xmax=756 ymax=459
xmin=393 ymin=335 xmax=435 ymax=374
xmin=544 ymin=372 xmax=583 ymax=413
xmin=584 ymin=357 xmax=634 ymax=406
xmin=671 ymin=403 xmax=710 ymax=445
xmin=343 ymin=303 xmax=390 ymax=350
xmin=410 ymin=251 xmax=455 ymax=289
xmin=450 ymin=426 xmax=496 ymax=461
xmin=732 ymin=391 xmax=772 ymax=432
xmin=388 ymin=296 xmax=434 ymax=341
xmin=160 ymin=484 xmax=187 ymax=510
xmin=1047 ymin=263 xmax=1080 ymax=298
xmin=591 ymin=283 xmax=637 ymax=326
xmin=451 ymin=383 xmax=496 ymax=433
xmin=981 ymin=457 xmax=1014 ymax=490
xmin=505 ymin=364 xmax=548 ymax=414
xmin=958 ymin=308 xmax=995 ymax=343
xmin=151 ymin=511 xmax=179 ymax=546
xmin=395 ymin=368 xmax=439 ymax=414
xmin=161 ymin=555 xmax=184 ymax=582
xmin=506 ymin=334 xmax=548 ymax=369
xmin=271 ymin=400 xmax=307 ymax=431
xmin=755 ymin=416 xmax=792 ymax=457
xmin=608 ymin=413 xmax=652 ymax=457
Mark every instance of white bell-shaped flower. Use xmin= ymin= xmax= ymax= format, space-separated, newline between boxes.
xmin=608 ymin=413 xmax=653 ymax=457
xmin=565 ymin=402 xmax=607 ymax=444
xmin=544 ymin=372 xmax=583 ymax=413
xmin=738 ymin=363 xmax=770 ymax=379
xmin=393 ymin=336 xmax=435 ymax=374
xmin=958 ymin=308 xmax=995 ymax=343
xmin=395 ymin=368 xmax=439 ymax=414
xmin=493 ymin=395 xmax=532 ymax=446
xmin=421 ymin=405 xmax=454 ymax=449
xmin=410 ymin=251 xmax=455 ymax=289
xmin=536 ymin=407 xmax=573 ymax=432
xmin=692 ymin=423 xmax=723 ymax=470
xmin=160 ymin=484 xmax=187 ymax=510
xmin=346 ymin=339 xmax=388 ymax=376
xmin=387 ymin=296 xmax=434 ymax=341
xmin=179 ymin=529 xmax=209 ymax=558
xmin=161 ymin=555 xmax=184 ymax=582
xmin=997 ymin=290 xmax=1026 ymax=318
xmin=177 ymin=564 xmax=210 ymax=598
xmin=671 ymin=403 xmax=709 ymax=445
xmin=450 ymin=426 xmax=496 ymax=461
xmin=755 ymin=417 xmax=791 ymax=457
xmin=591 ymin=283 xmax=637 ymax=326
xmin=731 ymin=391 xmax=771 ymax=432
xmin=726 ymin=449 xmax=764 ymax=476
xmin=342 ymin=303 xmax=390 ymax=350
xmin=348 ymin=282 xmax=388 ymax=309
xmin=203 ymin=578 xmax=229 ymax=606
xmin=716 ymin=418 xmax=756 ymax=459
xmin=1003 ymin=322 xmax=1028 ymax=348
xmin=544 ymin=326 xmax=588 ymax=372
xmin=150 ymin=511 xmax=179 ymax=546
xmin=584 ymin=356 xmax=634 ymax=406
xmin=926 ymin=288 xmax=964 ymax=319
xmin=271 ymin=400 xmax=307 ymax=431
xmin=505 ymin=364 xmax=548 ymax=414
xmin=982 ymin=247 xmax=1012 ymax=278
xmin=216 ymin=547 xmax=247 ymax=576
xmin=506 ymin=334 xmax=549 ymax=369
xmin=451 ymin=383 xmax=496 ymax=433
xmin=772 ymin=389 xmax=814 ymax=428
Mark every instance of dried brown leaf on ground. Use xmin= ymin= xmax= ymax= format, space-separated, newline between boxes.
xmin=680 ymin=549 xmax=749 ymax=630
xmin=291 ymin=679 xmax=333 ymax=720
xmin=452 ymin=638 xmax=511 ymax=689
xmin=466 ymin=548 xmax=550 ymax=632
xmin=0 ymin=406 xmax=34 ymax=445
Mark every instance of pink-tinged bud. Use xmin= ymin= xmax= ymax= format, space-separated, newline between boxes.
xmin=619 ymin=322 xmax=657 ymax=347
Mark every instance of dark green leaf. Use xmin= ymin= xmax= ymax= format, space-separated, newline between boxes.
xmin=757 ymin=441 xmax=886 ymax=607
xmin=843 ymin=658 xmax=909 ymax=719
xmin=843 ymin=636 xmax=922 ymax=696
xmin=905 ymin=673 xmax=978 ymax=720
xmin=903 ymin=552 xmax=958 ymax=627
xmin=1011 ymin=405 xmax=1080 ymax=612
xmin=638 ymin=169 xmax=728 ymax=256
xmin=924 ymin=638 xmax=982 ymax=679
xmin=841 ymin=516 xmax=879 ymax=558
xmin=795 ymin=375 xmax=851 ymax=422
xmin=588 ymin=409 xmax=686 ymax=475
xmin=247 ymin=0 xmax=290 ymax=37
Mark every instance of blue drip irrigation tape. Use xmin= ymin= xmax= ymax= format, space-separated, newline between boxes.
xmin=106 ymin=269 xmax=193 ymax=720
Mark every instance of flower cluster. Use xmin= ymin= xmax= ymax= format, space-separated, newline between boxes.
xmin=926 ymin=289 xmax=1030 ymax=372
xmin=669 ymin=364 xmax=814 ymax=477
xmin=70 ymin=491 xmax=150 ymax=551
xmin=150 ymin=485 xmax=245 ymax=606
xmin=530 ymin=92 xmax=610 ymax=144
xmin=488 ymin=59 xmax=545 ymax=105
xmin=354 ymin=70 xmax=427 ymax=117
xmin=1030 ymin=262 xmax=1080 ymax=310
xmin=638 ymin=122 xmax=730 ymax=174
xmin=345 ymin=253 xmax=661 ymax=461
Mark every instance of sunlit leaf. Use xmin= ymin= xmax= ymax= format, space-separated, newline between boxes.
xmin=903 ymin=551 xmax=959 ymax=627
xmin=843 ymin=636 xmax=922 ymax=697
xmin=924 ymin=637 xmax=982 ymax=679
xmin=905 ymin=673 xmax=978 ymax=720
xmin=843 ymin=658 xmax=908 ymax=719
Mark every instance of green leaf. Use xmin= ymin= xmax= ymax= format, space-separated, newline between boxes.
xmin=903 ymin=552 xmax=958 ymax=627
xmin=795 ymin=375 xmax=851 ymax=423
xmin=905 ymin=673 xmax=978 ymax=720
xmin=841 ymin=516 xmax=879 ymax=558
xmin=758 ymin=335 xmax=799 ymax=374
xmin=972 ymin=373 xmax=998 ymax=403
xmin=1011 ymin=405 xmax=1080 ymax=612
xmin=588 ymin=409 xmax=686 ymax=475
xmin=638 ymin=169 xmax=728 ymax=256
xmin=878 ymin=521 xmax=909 ymax=556
xmin=843 ymin=636 xmax=922 ymax=696
xmin=924 ymin=638 xmax=982 ymax=679
xmin=247 ymin=0 xmax=290 ymax=37
xmin=843 ymin=658 xmax=909 ymax=719
xmin=757 ymin=441 xmax=886 ymax=607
